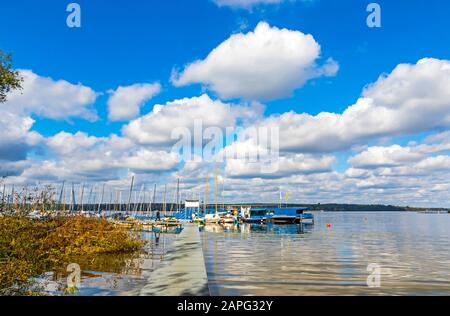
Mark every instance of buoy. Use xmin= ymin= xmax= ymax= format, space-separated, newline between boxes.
xmin=326 ymin=223 xmax=332 ymax=229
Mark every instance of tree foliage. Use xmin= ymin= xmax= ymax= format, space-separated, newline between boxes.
xmin=0 ymin=50 xmax=23 ymax=103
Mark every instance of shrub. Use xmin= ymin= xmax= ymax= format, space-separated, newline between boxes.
xmin=0 ymin=215 xmax=144 ymax=295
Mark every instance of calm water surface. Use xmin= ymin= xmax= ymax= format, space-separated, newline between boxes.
xmin=41 ymin=230 xmax=179 ymax=296
xmin=201 ymin=212 xmax=450 ymax=296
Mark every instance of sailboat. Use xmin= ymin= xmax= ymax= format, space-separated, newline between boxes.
xmin=203 ymin=172 xmax=219 ymax=224
xmin=218 ymin=176 xmax=237 ymax=224
xmin=159 ymin=180 xmax=181 ymax=226
xmin=204 ymin=213 xmax=221 ymax=224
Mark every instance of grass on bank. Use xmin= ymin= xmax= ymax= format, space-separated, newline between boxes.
xmin=0 ymin=215 xmax=144 ymax=296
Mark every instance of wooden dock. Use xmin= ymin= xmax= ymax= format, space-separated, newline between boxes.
xmin=137 ymin=223 xmax=210 ymax=296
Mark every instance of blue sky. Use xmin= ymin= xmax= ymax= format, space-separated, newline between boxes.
xmin=2 ymin=0 xmax=450 ymax=132
xmin=1 ymin=0 xmax=450 ymax=206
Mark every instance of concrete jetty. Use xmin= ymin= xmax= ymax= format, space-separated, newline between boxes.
xmin=138 ymin=223 xmax=210 ymax=296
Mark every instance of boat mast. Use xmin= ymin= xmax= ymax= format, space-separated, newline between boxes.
xmin=10 ymin=185 xmax=15 ymax=208
xmin=141 ymin=184 xmax=146 ymax=215
xmin=133 ymin=187 xmax=138 ymax=215
xmin=23 ymin=185 xmax=28 ymax=212
xmin=169 ymin=189 xmax=176 ymax=214
xmin=215 ymin=170 xmax=219 ymax=214
xmin=87 ymin=185 xmax=94 ymax=212
xmin=108 ymin=190 xmax=113 ymax=214
xmin=204 ymin=174 xmax=209 ymax=215
xmin=222 ymin=177 xmax=225 ymax=210
xmin=136 ymin=184 xmax=144 ymax=215
xmin=61 ymin=185 xmax=66 ymax=213
xmin=80 ymin=183 xmax=85 ymax=213
xmin=98 ymin=183 xmax=105 ymax=214
xmin=279 ymin=187 xmax=282 ymax=209
xmin=163 ymin=184 xmax=167 ymax=217
xmin=58 ymin=181 xmax=65 ymax=211
xmin=114 ymin=190 xmax=119 ymax=212
xmin=285 ymin=192 xmax=289 ymax=208
xmin=151 ymin=184 xmax=156 ymax=215
xmin=70 ymin=183 xmax=75 ymax=212
xmin=176 ymin=178 xmax=180 ymax=213
xmin=127 ymin=176 xmax=134 ymax=214
xmin=1 ymin=183 xmax=5 ymax=212
xmin=119 ymin=191 xmax=122 ymax=212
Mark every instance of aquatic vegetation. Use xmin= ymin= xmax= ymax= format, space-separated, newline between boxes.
xmin=0 ymin=215 xmax=144 ymax=296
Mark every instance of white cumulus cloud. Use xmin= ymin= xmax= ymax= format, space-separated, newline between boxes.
xmin=214 ymin=0 xmax=283 ymax=9
xmin=348 ymin=133 xmax=450 ymax=170
xmin=250 ymin=58 xmax=450 ymax=153
xmin=225 ymin=153 xmax=335 ymax=179
xmin=0 ymin=112 xmax=42 ymax=162
xmin=3 ymin=70 xmax=98 ymax=121
xmin=213 ymin=0 xmax=313 ymax=10
xmin=123 ymin=94 xmax=263 ymax=146
xmin=348 ymin=145 xmax=424 ymax=169
xmin=13 ymin=131 xmax=180 ymax=183
xmin=172 ymin=22 xmax=338 ymax=100
xmin=107 ymin=83 xmax=161 ymax=121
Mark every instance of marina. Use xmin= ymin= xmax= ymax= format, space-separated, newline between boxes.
xmin=1 ymin=176 xmax=449 ymax=296
xmin=10 ymin=210 xmax=448 ymax=296
xmin=1 ymin=178 xmax=449 ymax=296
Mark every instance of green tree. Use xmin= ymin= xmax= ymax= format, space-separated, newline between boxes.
xmin=0 ymin=50 xmax=22 ymax=103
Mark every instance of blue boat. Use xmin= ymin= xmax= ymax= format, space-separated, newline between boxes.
xmin=241 ymin=207 xmax=314 ymax=225
xmin=240 ymin=208 xmax=270 ymax=224
xmin=299 ymin=211 xmax=315 ymax=225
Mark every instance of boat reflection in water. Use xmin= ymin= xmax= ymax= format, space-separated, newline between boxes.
xmin=241 ymin=223 xmax=310 ymax=235
xmin=240 ymin=207 xmax=315 ymax=225
xmin=200 ymin=223 xmax=311 ymax=235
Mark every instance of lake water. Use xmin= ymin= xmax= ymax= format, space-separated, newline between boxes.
xmin=42 ymin=212 xmax=449 ymax=296
xmin=200 ymin=212 xmax=450 ymax=296
xmin=41 ymin=230 xmax=179 ymax=296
